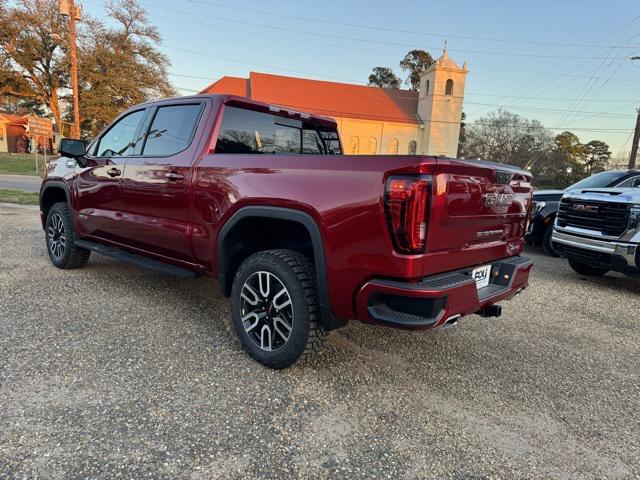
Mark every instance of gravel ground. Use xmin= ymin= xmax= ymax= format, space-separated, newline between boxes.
xmin=0 ymin=175 xmax=42 ymax=193
xmin=1 ymin=203 xmax=639 ymax=479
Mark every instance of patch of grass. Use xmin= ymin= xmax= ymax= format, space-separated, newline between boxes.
xmin=0 ymin=188 xmax=39 ymax=205
xmin=0 ymin=153 xmax=47 ymax=176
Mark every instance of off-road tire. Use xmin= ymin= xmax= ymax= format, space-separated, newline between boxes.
xmin=45 ymin=202 xmax=91 ymax=269
xmin=568 ymin=259 xmax=609 ymax=277
xmin=230 ymin=249 xmax=327 ymax=369
xmin=542 ymin=223 xmax=560 ymax=257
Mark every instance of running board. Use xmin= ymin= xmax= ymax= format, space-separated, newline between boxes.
xmin=74 ymin=240 xmax=199 ymax=278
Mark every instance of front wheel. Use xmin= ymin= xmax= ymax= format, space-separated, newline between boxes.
xmin=230 ymin=249 xmax=327 ymax=369
xmin=568 ymin=259 xmax=609 ymax=277
xmin=45 ymin=202 xmax=91 ymax=269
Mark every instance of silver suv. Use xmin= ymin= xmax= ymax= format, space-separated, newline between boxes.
xmin=551 ymin=181 xmax=640 ymax=278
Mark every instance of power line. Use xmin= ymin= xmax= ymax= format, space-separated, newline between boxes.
xmin=555 ymin=21 xmax=640 ymax=127
xmin=469 ymin=16 xmax=640 ymax=118
xmin=185 ymin=0 xmax=640 ymax=50
xmin=469 ymin=62 xmax=639 ymax=83
xmin=129 ymin=1 xmax=634 ymax=61
xmin=163 ymin=45 xmax=367 ymax=84
xmin=82 ymin=0 xmax=640 ymax=94
xmin=133 ymin=4 xmax=640 ymax=85
xmin=616 ymin=130 xmax=635 ymax=157
xmin=463 ymin=101 xmax=637 ymax=118
xmin=88 ymin=0 xmax=640 ymax=86
xmin=459 ymin=92 xmax=638 ymax=102
xmin=171 ymin=74 xmax=640 ymax=120
xmin=169 ymin=88 xmax=637 ymax=132
xmin=168 ymin=73 xmax=640 ymax=101
xmin=169 ymin=72 xmax=636 ymax=104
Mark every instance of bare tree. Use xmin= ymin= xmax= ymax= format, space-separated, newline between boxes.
xmin=463 ymin=110 xmax=554 ymax=168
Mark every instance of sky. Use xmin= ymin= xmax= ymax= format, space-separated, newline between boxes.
xmin=82 ymin=0 xmax=640 ymax=158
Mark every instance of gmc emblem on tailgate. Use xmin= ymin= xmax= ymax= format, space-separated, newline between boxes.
xmin=572 ymin=204 xmax=598 ymax=213
xmin=484 ymin=193 xmax=514 ymax=207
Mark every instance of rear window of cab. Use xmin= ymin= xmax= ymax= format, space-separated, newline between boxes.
xmin=215 ymin=106 xmax=341 ymax=155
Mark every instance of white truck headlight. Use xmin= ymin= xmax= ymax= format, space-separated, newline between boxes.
xmin=630 ymin=207 xmax=640 ymax=232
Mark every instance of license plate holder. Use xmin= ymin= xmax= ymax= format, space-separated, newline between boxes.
xmin=471 ymin=264 xmax=492 ymax=290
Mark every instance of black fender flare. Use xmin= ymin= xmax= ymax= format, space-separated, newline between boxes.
xmin=39 ymin=181 xmax=73 ymax=228
xmin=40 ymin=180 xmax=72 ymax=205
xmin=217 ymin=206 xmax=346 ymax=331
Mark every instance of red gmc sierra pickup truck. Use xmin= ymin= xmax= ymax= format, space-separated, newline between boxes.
xmin=40 ymin=94 xmax=533 ymax=368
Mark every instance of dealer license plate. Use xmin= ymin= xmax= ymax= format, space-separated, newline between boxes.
xmin=471 ymin=264 xmax=492 ymax=289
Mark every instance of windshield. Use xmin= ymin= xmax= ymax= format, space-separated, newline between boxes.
xmin=567 ymin=171 xmax=628 ymax=190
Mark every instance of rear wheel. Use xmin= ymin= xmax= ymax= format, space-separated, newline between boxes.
xmin=45 ymin=202 xmax=90 ymax=269
xmin=568 ymin=259 xmax=609 ymax=277
xmin=230 ymin=249 xmax=327 ymax=369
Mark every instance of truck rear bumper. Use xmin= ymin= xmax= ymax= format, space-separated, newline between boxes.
xmin=355 ymin=255 xmax=533 ymax=330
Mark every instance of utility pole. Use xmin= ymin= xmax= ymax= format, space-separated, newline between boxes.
xmin=631 ymin=57 xmax=640 ymax=169
xmin=630 ymin=108 xmax=640 ymax=170
xmin=62 ymin=0 xmax=81 ymax=139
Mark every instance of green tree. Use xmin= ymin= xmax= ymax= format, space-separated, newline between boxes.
xmin=0 ymin=0 xmax=174 ymax=138
xmin=554 ymin=131 xmax=587 ymax=161
xmin=399 ymin=49 xmax=434 ymax=91
xmin=554 ymin=131 xmax=587 ymax=181
xmin=367 ymin=67 xmax=401 ymax=89
xmin=75 ymin=0 xmax=175 ymax=136
xmin=584 ymin=140 xmax=611 ymax=175
xmin=0 ymin=0 xmax=69 ymax=128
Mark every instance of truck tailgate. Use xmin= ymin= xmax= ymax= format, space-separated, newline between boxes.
xmin=427 ymin=158 xmax=532 ymax=252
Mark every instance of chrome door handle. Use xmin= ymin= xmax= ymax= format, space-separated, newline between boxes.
xmin=165 ymin=172 xmax=185 ymax=181
xmin=107 ymin=167 xmax=121 ymax=177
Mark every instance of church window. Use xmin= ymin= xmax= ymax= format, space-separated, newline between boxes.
xmin=389 ymin=138 xmax=399 ymax=155
xmin=408 ymin=140 xmax=417 ymax=155
xmin=421 ymin=80 xmax=430 ymax=97
xmin=350 ymin=136 xmax=359 ymax=154
xmin=367 ymin=137 xmax=377 ymax=154
xmin=445 ymin=79 xmax=454 ymax=96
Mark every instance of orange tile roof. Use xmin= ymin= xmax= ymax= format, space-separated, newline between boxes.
xmin=201 ymin=72 xmax=420 ymax=125
xmin=201 ymin=76 xmax=248 ymax=97
xmin=0 ymin=111 xmax=26 ymax=124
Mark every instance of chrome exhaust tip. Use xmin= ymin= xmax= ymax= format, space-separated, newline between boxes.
xmin=441 ymin=314 xmax=462 ymax=330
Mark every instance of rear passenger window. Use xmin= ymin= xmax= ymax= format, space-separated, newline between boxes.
xmin=216 ymin=107 xmax=274 ymax=154
xmin=215 ymin=106 xmax=342 ymax=155
xmin=143 ymin=104 xmax=202 ymax=156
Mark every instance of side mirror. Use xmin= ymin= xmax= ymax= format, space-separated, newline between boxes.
xmin=59 ymin=138 xmax=86 ymax=159
xmin=632 ymin=178 xmax=640 ymax=188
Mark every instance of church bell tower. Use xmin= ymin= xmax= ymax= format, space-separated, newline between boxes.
xmin=417 ymin=48 xmax=468 ymax=157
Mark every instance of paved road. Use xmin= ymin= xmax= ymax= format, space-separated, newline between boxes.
xmin=1 ymin=203 xmax=639 ymax=479
xmin=0 ymin=174 xmax=42 ymax=193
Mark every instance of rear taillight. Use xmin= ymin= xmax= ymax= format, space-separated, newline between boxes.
xmin=384 ymin=175 xmax=431 ymax=254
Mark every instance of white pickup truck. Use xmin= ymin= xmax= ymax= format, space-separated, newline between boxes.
xmin=552 ymin=183 xmax=640 ymax=277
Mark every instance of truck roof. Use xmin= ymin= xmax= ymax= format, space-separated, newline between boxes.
xmin=139 ymin=93 xmax=339 ymax=129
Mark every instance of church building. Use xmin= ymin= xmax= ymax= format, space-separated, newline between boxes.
xmin=200 ymin=51 xmax=467 ymax=157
